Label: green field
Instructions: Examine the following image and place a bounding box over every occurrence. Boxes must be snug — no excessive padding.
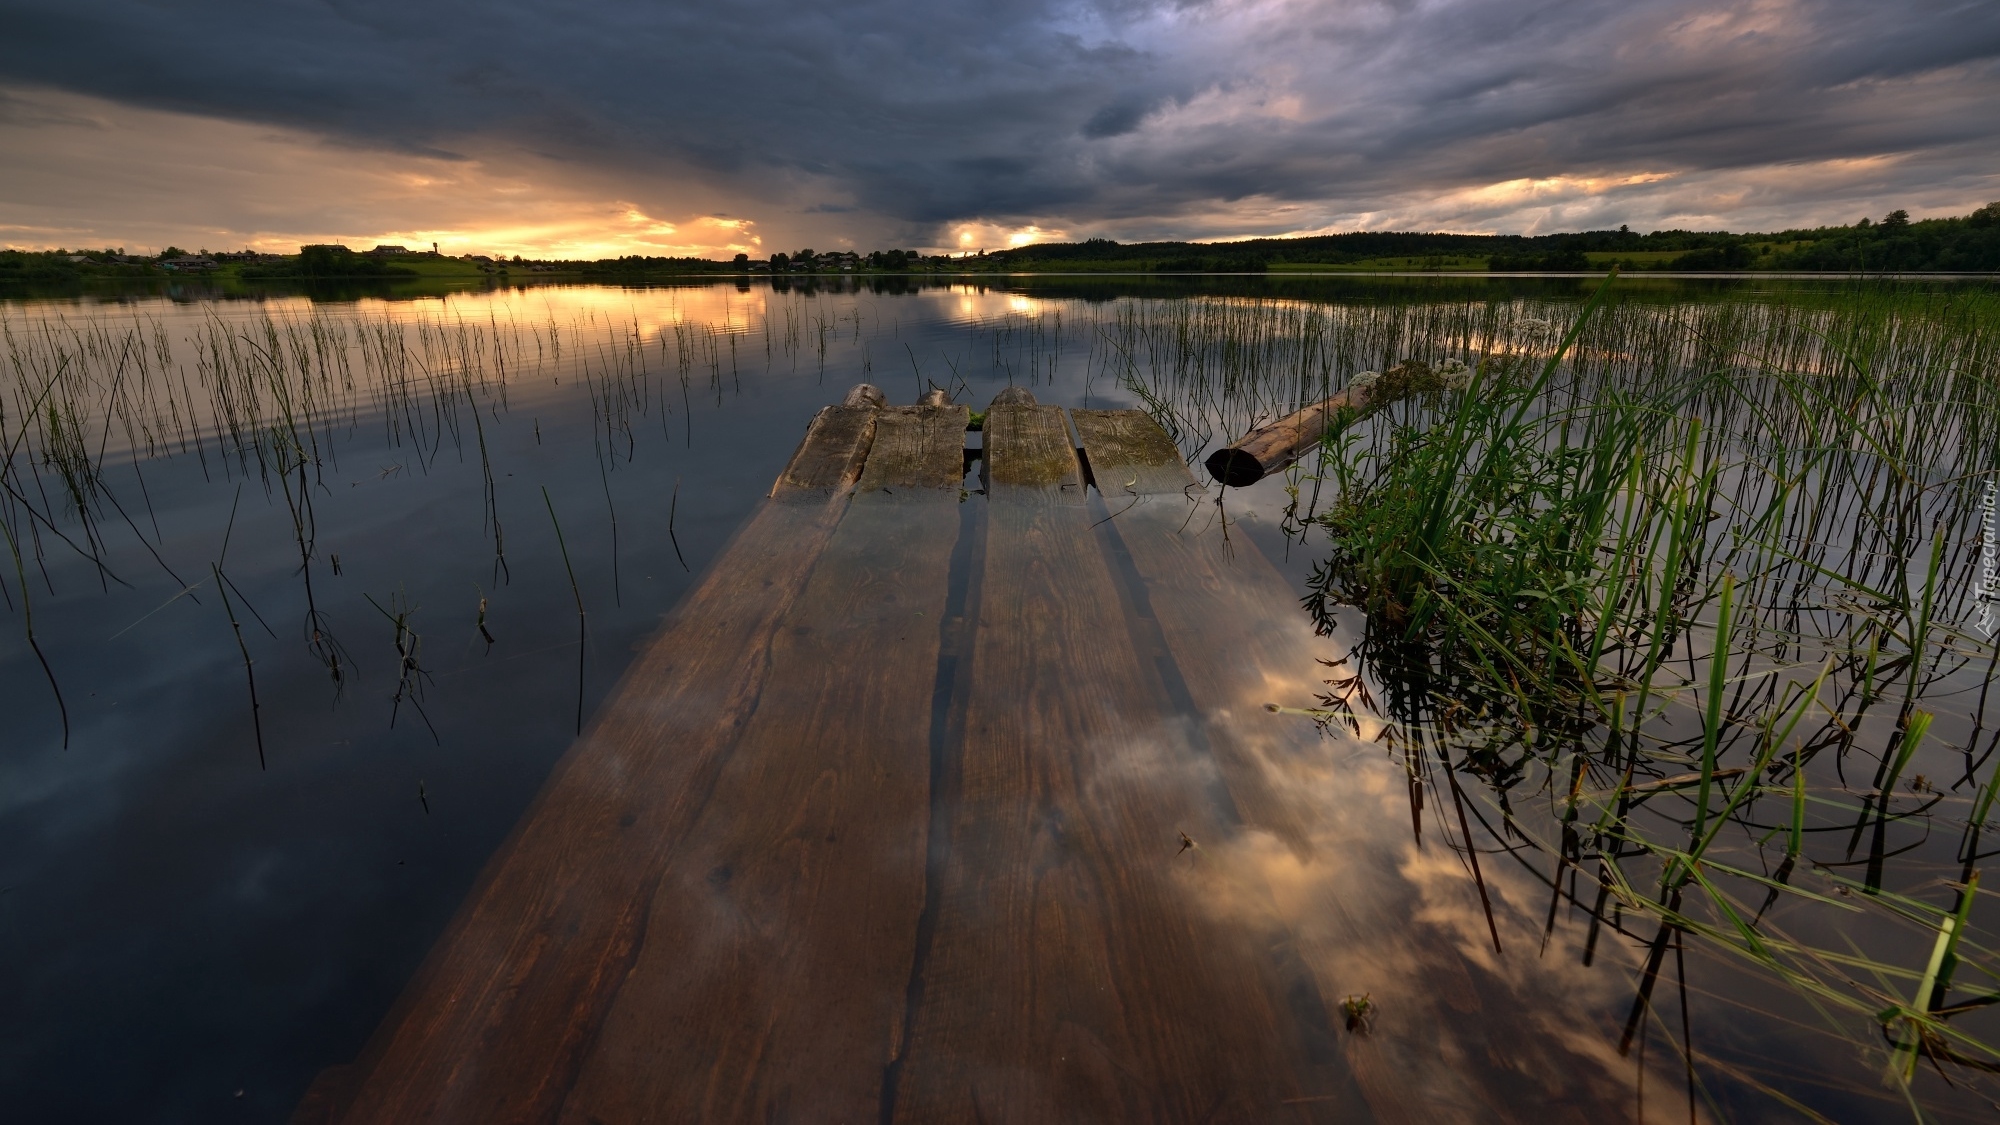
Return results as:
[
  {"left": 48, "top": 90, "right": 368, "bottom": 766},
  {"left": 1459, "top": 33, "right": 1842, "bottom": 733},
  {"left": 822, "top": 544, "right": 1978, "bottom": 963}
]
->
[
  {"left": 1269, "top": 256, "right": 1491, "bottom": 272},
  {"left": 1583, "top": 250, "right": 1682, "bottom": 265},
  {"left": 379, "top": 256, "right": 497, "bottom": 279}
]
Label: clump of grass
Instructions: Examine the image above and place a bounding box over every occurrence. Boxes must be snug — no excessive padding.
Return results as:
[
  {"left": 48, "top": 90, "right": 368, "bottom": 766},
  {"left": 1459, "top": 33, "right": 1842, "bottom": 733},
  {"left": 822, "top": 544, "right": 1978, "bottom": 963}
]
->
[
  {"left": 1285, "top": 274, "right": 2000, "bottom": 1110},
  {"left": 1357, "top": 356, "right": 1470, "bottom": 409},
  {"left": 1340, "top": 993, "right": 1374, "bottom": 1033},
  {"left": 1304, "top": 275, "right": 1641, "bottom": 753}
]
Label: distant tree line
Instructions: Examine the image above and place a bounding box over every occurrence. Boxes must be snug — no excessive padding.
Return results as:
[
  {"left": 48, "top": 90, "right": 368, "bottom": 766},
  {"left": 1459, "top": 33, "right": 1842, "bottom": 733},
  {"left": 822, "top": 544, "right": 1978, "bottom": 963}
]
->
[
  {"left": 763, "top": 247, "right": 956, "bottom": 271},
  {"left": 1487, "top": 247, "right": 1592, "bottom": 271},
  {"left": 7, "top": 202, "right": 1999, "bottom": 286},
  {"left": 240, "top": 244, "right": 417, "bottom": 279},
  {"left": 969, "top": 203, "right": 2000, "bottom": 273},
  {"left": 0, "top": 246, "right": 159, "bottom": 282},
  {"left": 577, "top": 254, "right": 736, "bottom": 276},
  {"left": 1771, "top": 206, "right": 2000, "bottom": 270}
]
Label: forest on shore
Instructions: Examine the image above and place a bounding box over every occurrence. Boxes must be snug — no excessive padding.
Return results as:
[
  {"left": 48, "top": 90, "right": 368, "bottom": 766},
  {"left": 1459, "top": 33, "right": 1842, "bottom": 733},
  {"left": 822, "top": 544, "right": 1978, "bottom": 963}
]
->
[
  {"left": 6, "top": 202, "right": 1997, "bottom": 283},
  {"left": 968, "top": 202, "right": 2000, "bottom": 273}
]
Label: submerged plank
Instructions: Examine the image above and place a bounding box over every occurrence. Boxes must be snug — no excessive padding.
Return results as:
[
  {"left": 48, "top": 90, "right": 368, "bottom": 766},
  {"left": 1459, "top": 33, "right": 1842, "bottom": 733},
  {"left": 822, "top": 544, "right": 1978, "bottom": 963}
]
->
[
  {"left": 1086, "top": 409, "right": 1622, "bottom": 1121},
  {"left": 555, "top": 403, "right": 970, "bottom": 1124},
  {"left": 328, "top": 393, "right": 883, "bottom": 1125},
  {"left": 1077, "top": 408, "right": 1372, "bottom": 1117},
  {"left": 1072, "top": 408, "right": 1329, "bottom": 857},
  {"left": 890, "top": 394, "right": 1308, "bottom": 1122}
]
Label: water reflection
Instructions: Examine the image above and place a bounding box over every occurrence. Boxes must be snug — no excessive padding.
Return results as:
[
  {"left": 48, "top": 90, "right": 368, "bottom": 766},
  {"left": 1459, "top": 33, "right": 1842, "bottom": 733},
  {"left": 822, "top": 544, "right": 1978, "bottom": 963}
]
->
[{"left": 0, "top": 276, "right": 1993, "bottom": 1121}]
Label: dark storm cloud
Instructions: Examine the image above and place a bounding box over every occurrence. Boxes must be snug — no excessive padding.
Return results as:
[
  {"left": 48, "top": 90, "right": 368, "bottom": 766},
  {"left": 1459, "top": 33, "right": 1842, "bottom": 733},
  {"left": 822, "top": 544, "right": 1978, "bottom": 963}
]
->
[
  {"left": 3, "top": 0, "right": 1998, "bottom": 239},
  {"left": 1065, "top": 0, "right": 2000, "bottom": 231},
  {"left": 1083, "top": 99, "right": 1157, "bottom": 139}
]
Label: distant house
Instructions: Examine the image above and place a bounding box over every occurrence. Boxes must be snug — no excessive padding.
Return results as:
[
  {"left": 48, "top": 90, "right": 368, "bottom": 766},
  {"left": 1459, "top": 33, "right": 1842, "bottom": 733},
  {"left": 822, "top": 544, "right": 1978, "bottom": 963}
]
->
[
  {"left": 369, "top": 245, "right": 410, "bottom": 256},
  {"left": 160, "top": 255, "right": 219, "bottom": 272}
]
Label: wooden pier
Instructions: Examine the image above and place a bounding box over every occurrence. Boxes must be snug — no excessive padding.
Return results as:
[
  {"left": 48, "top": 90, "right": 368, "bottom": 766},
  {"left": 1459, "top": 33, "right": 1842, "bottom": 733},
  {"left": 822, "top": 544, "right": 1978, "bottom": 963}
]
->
[{"left": 298, "top": 386, "right": 1363, "bottom": 1124}]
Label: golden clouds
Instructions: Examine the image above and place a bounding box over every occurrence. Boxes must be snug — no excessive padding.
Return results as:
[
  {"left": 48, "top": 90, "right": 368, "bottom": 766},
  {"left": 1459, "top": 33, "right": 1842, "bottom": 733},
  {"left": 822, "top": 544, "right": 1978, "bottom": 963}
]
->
[{"left": 0, "top": 85, "right": 763, "bottom": 259}]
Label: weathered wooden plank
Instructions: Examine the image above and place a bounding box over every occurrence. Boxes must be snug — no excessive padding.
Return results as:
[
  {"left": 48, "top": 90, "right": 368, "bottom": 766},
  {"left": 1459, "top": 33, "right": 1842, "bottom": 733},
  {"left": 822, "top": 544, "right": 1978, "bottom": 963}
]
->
[
  {"left": 982, "top": 392, "right": 1083, "bottom": 496},
  {"left": 326, "top": 391, "right": 883, "bottom": 1125},
  {"left": 1088, "top": 406, "right": 1616, "bottom": 1112},
  {"left": 889, "top": 392, "right": 1309, "bottom": 1122},
  {"left": 857, "top": 404, "right": 973, "bottom": 496},
  {"left": 553, "top": 403, "right": 970, "bottom": 1124},
  {"left": 1075, "top": 409, "right": 1373, "bottom": 1116},
  {"left": 772, "top": 383, "right": 886, "bottom": 499},
  {"left": 1073, "top": 408, "right": 1327, "bottom": 858},
  {"left": 1071, "top": 408, "right": 1199, "bottom": 499}
]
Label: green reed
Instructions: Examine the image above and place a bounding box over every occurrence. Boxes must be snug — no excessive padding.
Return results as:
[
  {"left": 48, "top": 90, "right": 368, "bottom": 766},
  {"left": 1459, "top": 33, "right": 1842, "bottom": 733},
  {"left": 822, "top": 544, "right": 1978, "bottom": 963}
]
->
[
  {"left": 0, "top": 299, "right": 756, "bottom": 749},
  {"left": 1100, "top": 278, "right": 2000, "bottom": 1115}
]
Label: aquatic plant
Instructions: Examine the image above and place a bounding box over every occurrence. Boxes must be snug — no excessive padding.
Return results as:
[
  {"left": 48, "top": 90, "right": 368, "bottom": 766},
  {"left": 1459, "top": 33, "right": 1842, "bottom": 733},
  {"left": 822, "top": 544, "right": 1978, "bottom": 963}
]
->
[
  {"left": 1289, "top": 276, "right": 2000, "bottom": 1114},
  {"left": 1090, "top": 275, "right": 2000, "bottom": 1116}
]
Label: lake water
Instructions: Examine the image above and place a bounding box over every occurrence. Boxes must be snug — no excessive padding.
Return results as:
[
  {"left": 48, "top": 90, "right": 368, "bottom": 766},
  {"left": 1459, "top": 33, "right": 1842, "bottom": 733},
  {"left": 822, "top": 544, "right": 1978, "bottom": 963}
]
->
[{"left": 2, "top": 274, "right": 1996, "bottom": 1122}]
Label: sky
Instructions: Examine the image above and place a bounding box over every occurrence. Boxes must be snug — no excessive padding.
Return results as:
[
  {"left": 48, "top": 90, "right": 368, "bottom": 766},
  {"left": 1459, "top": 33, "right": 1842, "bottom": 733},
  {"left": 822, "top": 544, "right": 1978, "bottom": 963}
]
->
[{"left": 2, "top": 0, "right": 1998, "bottom": 257}]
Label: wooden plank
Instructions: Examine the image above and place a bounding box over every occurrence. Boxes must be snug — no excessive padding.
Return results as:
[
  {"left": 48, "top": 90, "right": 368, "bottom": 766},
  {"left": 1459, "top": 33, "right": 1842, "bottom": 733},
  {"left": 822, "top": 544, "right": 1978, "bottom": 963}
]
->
[
  {"left": 1088, "top": 406, "right": 1584, "bottom": 1112},
  {"left": 1073, "top": 410, "right": 1647, "bottom": 1122},
  {"left": 327, "top": 392, "right": 884, "bottom": 1125},
  {"left": 856, "top": 404, "right": 972, "bottom": 496},
  {"left": 981, "top": 394, "right": 1083, "bottom": 495},
  {"left": 1076, "top": 409, "right": 1370, "bottom": 1117},
  {"left": 1072, "top": 409, "right": 1328, "bottom": 858},
  {"left": 555, "top": 403, "right": 969, "bottom": 1123},
  {"left": 889, "top": 393, "right": 1310, "bottom": 1122},
  {"left": 1071, "top": 408, "right": 1198, "bottom": 499},
  {"left": 772, "top": 383, "right": 886, "bottom": 499}
]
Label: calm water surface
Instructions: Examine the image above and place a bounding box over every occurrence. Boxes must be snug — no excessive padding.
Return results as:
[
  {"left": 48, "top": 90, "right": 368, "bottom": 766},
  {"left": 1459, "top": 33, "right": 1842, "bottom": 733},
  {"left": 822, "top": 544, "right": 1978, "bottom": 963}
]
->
[{"left": 1, "top": 275, "right": 1994, "bottom": 1122}]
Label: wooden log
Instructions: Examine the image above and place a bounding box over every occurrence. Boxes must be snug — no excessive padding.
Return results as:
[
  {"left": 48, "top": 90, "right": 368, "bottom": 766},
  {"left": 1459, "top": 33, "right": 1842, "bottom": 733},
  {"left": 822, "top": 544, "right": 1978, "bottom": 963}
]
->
[
  {"left": 556, "top": 404, "right": 970, "bottom": 1124},
  {"left": 1202, "top": 387, "right": 1366, "bottom": 487},
  {"left": 889, "top": 391, "right": 1307, "bottom": 1122},
  {"left": 325, "top": 389, "right": 883, "bottom": 1125}
]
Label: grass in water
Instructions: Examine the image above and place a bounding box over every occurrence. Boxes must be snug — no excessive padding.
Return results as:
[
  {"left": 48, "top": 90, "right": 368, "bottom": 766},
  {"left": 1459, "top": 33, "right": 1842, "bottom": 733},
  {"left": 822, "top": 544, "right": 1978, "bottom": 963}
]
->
[{"left": 1260, "top": 274, "right": 2000, "bottom": 1115}]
